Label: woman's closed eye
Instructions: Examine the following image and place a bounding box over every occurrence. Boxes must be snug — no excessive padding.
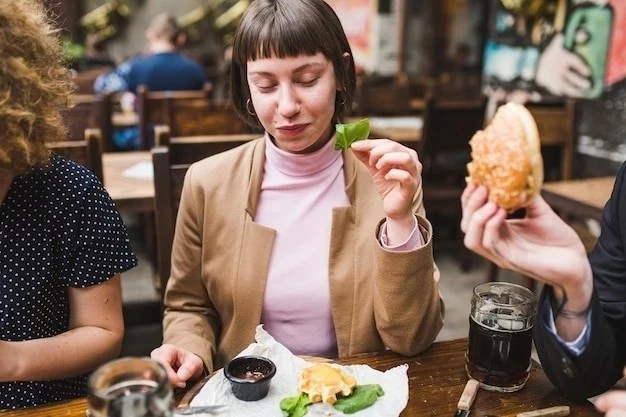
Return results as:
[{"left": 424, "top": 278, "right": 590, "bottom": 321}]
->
[
  {"left": 296, "top": 77, "right": 319, "bottom": 87},
  {"left": 254, "top": 83, "right": 277, "bottom": 93}
]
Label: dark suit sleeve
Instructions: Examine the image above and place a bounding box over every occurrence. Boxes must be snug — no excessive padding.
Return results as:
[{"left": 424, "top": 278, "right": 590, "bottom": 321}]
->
[{"left": 534, "top": 162, "right": 626, "bottom": 401}]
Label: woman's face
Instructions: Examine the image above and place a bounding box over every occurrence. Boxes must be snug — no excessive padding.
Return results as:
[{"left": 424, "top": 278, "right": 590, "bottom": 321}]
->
[{"left": 247, "top": 52, "right": 339, "bottom": 154}]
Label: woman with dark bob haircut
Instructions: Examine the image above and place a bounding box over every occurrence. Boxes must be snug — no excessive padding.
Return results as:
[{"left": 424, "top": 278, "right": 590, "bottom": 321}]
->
[
  {"left": 151, "top": 0, "right": 444, "bottom": 388},
  {"left": 0, "top": 0, "right": 136, "bottom": 409}
]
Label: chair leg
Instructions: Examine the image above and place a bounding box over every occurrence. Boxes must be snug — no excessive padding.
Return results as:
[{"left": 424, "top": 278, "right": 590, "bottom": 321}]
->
[
  {"left": 459, "top": 245, "right": 473, "bottom": 272},
  {"left": 485, "top": 261, "right": 499, "bottom": 283}
]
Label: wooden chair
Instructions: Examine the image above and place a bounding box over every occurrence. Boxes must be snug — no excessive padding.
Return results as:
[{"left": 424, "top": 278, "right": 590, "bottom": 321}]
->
[
  {"left": 48, "top": 128, "right": 104, "bottom": 181},
  {"left": 136, "top": 83, "right": 249, "bottom": 150},
  {"left": 152, "top": 128, "right": 258, "bottom": 298},
  {"left": 353, "top": 77, "right": 413, "bottom": 116},
  {"left": 420, "top": 93, "right": 488, "bottom": 271},
  {"left": 60, "top": 94, "right": 114, "bottom": 152},
  {"left": 485, "top": 99, "right": 580, "bottom": 287}
]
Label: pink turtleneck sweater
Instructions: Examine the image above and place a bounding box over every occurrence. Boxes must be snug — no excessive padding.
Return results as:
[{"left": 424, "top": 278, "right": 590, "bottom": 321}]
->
[{"left": 256, "top": 135, "right": 422, "bottom": 356}]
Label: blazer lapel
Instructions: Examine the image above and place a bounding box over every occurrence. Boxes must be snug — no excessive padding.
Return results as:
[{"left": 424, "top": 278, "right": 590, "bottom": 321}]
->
[
  {"left": 328, "top": 150, "right": 359, "bottom": 356},
  {"left": 234, "top": 139, "right": 275, "bottom": 344}
]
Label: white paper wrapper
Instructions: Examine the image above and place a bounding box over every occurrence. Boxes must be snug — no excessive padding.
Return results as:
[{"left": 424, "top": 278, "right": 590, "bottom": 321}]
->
[{"left": 191, "top": 325, "right": 409, "bottom": 416}]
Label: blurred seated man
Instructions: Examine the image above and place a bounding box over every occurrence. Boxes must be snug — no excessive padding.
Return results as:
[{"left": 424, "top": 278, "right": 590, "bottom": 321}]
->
[
  {"left": 94, "top": 13, "right": 207, "bottom": 94},
  {"left": 94, "top": 13, "right": 208, "bottom": 149}
]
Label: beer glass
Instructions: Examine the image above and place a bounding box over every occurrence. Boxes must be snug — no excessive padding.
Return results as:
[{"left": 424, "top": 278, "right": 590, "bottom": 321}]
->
[
  {"left": 88, "top": 357, "right": 173, "bottom": 417},
  {"left": 466, "top": 282, "right": 537, "bottom": 392}
]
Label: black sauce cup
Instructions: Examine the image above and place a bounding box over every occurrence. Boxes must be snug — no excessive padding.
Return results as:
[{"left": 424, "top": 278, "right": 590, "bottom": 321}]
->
[{"left": 224, "top": 355, "right": 276, "bottom": 401}]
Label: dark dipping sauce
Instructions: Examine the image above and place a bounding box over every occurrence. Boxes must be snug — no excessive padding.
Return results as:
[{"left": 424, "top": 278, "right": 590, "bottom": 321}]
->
[{"left": 235, "top": 370, "right": 266, "bottom": 381}]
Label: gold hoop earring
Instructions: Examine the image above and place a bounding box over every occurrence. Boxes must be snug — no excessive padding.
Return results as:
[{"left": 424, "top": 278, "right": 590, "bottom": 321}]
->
[{"left": 246, "top": 99, "right": 256, "bottom": 116}]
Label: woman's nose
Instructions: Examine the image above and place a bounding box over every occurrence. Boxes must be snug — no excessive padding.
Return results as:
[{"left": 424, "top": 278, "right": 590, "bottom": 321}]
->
[{"left": 278, "top": 86, "right": 300, "bottom": 117}]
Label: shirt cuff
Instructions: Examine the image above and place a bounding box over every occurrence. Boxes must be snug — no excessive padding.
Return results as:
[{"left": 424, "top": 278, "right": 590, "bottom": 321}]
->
[
  {"left": 544, "top": 303, "right": 591, "bottom": 356},
  {"left": 378, "top": 215, "right": 423, "bottom": 251}
]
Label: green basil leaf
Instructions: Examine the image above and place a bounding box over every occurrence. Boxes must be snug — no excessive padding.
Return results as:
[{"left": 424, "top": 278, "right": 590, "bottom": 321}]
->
[{"left": 334, "top": 119, "right": 370, "bottom": 150}]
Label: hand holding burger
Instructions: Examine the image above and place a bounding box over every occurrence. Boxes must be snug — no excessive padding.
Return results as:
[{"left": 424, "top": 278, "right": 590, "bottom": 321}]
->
[
  {"left": 466, "top": 102, "right": 543, "bottom": 211},
  {"left": 461, "top": 102, "right": 593, "bottom": 341}
]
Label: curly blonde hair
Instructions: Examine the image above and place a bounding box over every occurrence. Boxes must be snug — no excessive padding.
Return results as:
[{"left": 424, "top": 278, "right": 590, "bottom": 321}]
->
[{"left": 0, "top": 0, "right": 74, "bottom": 174}]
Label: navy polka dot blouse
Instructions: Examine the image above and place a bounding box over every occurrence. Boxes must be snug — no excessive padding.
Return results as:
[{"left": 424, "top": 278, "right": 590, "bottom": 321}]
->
[{"left": 0, "top": 155, "right": 137, "bottom": 409}]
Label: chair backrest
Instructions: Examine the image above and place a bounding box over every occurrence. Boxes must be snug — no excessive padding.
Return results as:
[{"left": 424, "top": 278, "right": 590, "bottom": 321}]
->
[
  {"left": 486, "top": 99, "right": 577, "bottom": 181},
  {"left": 353, "top": 78, "right": 412, "bottom": 116},
  {"left": 60, "top": 94, "right": 114, "bottom": 152},
  {"left": 47, "top": 128, "right": 104, "bottom": 181},
  {"left": 136, "top": 83, "right": 246, "bottom": 150},
  {"left": 151, "top": 128, "right": 258, "bottom": 297},
  {"left": 525, "top": 100, "right": 577, "bottom": 181},
  {"left": 420, "top": 94, "right": 488, "bottom": 179}
]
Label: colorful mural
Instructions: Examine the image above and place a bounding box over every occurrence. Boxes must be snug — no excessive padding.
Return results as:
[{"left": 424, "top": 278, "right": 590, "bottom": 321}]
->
[
  {"left": 325, "top": 0, "right": 377, "bottom": 73},
  {"left": 483, "top": 0, "right": 624, "bottom": 99},
  {"left": 483, "top": 0, "right": 626, "bottom": 172}
]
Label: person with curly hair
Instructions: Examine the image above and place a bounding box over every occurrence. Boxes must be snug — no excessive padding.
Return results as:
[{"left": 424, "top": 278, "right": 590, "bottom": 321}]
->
[{"left": 0, "top": 0, "right": 137, "bottom": 409}]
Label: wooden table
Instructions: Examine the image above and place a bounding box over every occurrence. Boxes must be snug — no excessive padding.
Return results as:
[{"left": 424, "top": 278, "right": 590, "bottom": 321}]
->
[
  {"left": 7, "top": 338, "right": 600, "bottom": 416},
  {"left": 102, "top": 151, "right": 154, "bottom": 213},
  {"left": 346, "top": 116, "right": 423, "bottom": 144},
  {"left": 542, "top": 176, "right": 615, "bottom": 221}
]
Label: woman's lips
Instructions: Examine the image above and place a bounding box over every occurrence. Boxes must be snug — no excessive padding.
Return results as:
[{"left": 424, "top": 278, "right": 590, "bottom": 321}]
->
[{"left": 277, "top": 124, "right": 307, "bottom": 136}]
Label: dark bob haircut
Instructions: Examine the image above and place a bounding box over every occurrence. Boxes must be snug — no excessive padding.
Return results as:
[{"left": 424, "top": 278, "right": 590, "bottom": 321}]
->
[{"left": 230, "top": 0, "right": 356, "bottom": 128}]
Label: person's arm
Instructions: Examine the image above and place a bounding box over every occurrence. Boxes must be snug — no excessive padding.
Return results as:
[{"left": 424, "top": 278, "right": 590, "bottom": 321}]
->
[
  {"left": 351, "top": 139, "right": 444, "bottom": 355},
  {"left": 157, "top": 164, "right": 220, "bottom": 384},
  {"left": 0, "top": 275, "right": 123, "bottom": 382},
  {"left": 534, "top": 162, "right": 626, "bottom": 400},
  {"left": 372, "top": 206, "right": 445, "bottom": 356}
]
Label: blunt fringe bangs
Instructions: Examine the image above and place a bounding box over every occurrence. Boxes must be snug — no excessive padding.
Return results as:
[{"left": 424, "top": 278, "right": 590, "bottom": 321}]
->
[{"left": 231, "top": 0, "right": 356, "bottom": 127}]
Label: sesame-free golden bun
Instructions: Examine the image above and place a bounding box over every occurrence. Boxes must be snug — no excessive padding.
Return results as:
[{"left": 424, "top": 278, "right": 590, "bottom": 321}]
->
[{"left": 466, "top": 102, "right": 543, "bottom": 211}]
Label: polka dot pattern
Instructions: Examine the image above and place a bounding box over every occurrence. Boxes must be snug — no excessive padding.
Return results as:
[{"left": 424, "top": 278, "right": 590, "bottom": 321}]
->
[{"left": 0, "top": 155, "right": 137, "bottom": 409}]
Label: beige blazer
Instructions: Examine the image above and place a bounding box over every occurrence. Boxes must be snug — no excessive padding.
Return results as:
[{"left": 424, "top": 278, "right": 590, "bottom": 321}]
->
[{"left": 163, "top": 138, "right": 445, "bottom": 372}]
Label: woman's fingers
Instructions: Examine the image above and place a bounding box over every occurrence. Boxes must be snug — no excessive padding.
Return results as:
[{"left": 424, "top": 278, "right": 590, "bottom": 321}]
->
[
  {"left": 352, "top": 139, "right": 418, "bottom": 171},
  {"left": 376, "top": 152, "right": 419, "bottom": 182},
  {"left": 151, "top": 345, "right": 185, "bottom": 387}
]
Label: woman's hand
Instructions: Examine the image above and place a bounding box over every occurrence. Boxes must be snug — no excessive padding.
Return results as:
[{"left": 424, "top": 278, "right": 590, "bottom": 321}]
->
[
  {"left": 151, "top": 344, "right": 204, "bottom": 389},
  {"left": 351, "top": 139, "right": 421, "bottom": 244},
  {"left": 461, "top": 183, "right": 593, "bottom": 311},
  {"left": 351, "top": 139, "right": 421, "bottom": 219},
  {"left": 595, "top": 368, "right": 626, "bottom": 416}
]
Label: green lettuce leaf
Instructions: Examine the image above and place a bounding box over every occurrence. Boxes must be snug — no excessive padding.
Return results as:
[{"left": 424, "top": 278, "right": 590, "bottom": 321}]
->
[
  {"left": 335, "top": 119, "right": 370, "bottom": 150},
  {"left": 280, "top": 392, "right": 311, "bottom": 417},
  {"left": 279, "top": 383, "right": 384, "bottom": 416},
  {"left": 333, "top": 384, "right": 385, "bottom": 414}
]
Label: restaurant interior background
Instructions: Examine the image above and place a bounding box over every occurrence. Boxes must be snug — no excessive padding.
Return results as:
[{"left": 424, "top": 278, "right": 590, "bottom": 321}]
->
[
  {"left": 48, "top": 0, "right": 626, "bottom": 175},
  {"left": 40, "top": 0, "right": 626, "bottom": 354}
]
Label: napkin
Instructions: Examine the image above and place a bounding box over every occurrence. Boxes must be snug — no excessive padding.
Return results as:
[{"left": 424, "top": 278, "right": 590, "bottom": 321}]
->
[
  {"left": 122, "top": 161, "right": 154, "bottom": 179},
  {"left": 191, "top": 325, "right": 409, "bottom": 416}
]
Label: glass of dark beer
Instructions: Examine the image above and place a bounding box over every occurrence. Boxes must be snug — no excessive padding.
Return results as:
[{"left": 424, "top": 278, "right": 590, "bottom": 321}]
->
[
  {"left": 88, "top": 357, "right": 173, "bottom": 417},
  {"left": 466, "top": 282, "right": 537, "bottom": 392}
]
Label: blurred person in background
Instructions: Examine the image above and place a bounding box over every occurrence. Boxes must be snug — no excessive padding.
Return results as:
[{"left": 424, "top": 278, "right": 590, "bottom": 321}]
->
[{"left": 94, "top": 12, "right": 207, "bottom": 93}]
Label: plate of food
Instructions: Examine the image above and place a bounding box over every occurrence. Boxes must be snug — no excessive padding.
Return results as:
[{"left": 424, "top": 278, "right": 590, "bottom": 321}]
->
[{"left": 189, "top": 326, "right": 409, "bottom": 416}]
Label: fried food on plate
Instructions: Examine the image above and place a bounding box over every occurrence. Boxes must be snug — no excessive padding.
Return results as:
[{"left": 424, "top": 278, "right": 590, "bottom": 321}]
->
[{"left": 297, "top": 363, "right": 357, "bottom": 405}]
